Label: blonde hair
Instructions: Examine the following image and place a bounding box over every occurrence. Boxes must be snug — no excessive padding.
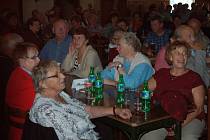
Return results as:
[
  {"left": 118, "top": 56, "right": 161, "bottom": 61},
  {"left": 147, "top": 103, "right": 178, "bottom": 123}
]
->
[{"left": 165, "top": 41, "right": 190, "bottom": 65}]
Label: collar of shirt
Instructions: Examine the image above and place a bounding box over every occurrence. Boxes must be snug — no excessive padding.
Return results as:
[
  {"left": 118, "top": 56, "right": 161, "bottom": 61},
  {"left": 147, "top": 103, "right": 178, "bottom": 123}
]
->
[{"left": 20, "top": 66, "right": 32, "bottom": 75}]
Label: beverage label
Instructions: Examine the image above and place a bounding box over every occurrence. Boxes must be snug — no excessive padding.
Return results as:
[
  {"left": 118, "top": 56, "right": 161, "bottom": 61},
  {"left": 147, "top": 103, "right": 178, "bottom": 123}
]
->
[
  {"left": 141, "top": 90, "right": 150, "bottom": 99},
  {"left": 117, "top": 83, "right": 125, "bottom": 93},
  {"left": 116, "top": 93, "right": 125, "bottom": 106},
  {"left": 95, "top": 80, "right": 103, "bottom": 88},
  {"left": 88, "top": 75, "right": 96, "bottom": 83}
]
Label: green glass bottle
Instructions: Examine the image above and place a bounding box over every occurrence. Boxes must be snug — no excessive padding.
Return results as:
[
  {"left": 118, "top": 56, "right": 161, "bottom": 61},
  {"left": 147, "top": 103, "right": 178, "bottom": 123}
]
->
[
  {"left": 141, "top": 81, "right": 151, "bottom": 112},
  {"left": 95, "top": 72, "right": 103, "bottom": 101},
  {"left": 88, "top": 66, "right": 96, "bottom": 96},
  {"left": 116, "top": 74, "right": 125, "bottom": 107},
  {"left": 88, "top": 66, "right": 96, "bottom": 83}
]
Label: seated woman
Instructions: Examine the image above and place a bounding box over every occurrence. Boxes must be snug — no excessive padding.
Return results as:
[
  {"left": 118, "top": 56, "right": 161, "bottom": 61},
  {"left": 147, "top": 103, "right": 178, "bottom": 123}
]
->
[
  {"left": 30, "top": 60, "right": 132, "bottom": 140},
  {"left": 62, "top": 27, "right": 102, "bottom": 78},
  {"left": 154, "top": 25, "right": 209, "bottom": 87},
  {"left": 21, "top": 17, "right": 44, "bottom": 50},
  {"left": 5, "top": 42, "right": 40, "bottom": 140},
  {"left": 101, "top": 32, "right": 154, "bottom": 89},
  {"left": 142, "top": 41, "right": 205, "bottom": 140}
]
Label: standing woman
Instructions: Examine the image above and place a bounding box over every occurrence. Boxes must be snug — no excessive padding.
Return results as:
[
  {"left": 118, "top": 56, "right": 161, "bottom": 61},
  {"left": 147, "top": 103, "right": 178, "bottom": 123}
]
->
[
  {"left": 142, "top": 41, "right": 205, "bottom": 140},
  {"left": 62, "top": 27, "right": 102, "bottom": 78},
  {"left": 5, "top": 43, "right": 40, "bottom": 140}
]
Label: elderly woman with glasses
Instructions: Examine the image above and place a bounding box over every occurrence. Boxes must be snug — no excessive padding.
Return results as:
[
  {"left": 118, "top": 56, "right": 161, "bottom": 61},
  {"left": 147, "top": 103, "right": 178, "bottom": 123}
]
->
[
  {"left": 5, "top": 42, "right": 40, "bottom": 140},
  {"left": 101, "top": 32, "right": 154, "bottom": 89},
  {"left": 29, "top": 60, "right": 132, "bottom": 140}
]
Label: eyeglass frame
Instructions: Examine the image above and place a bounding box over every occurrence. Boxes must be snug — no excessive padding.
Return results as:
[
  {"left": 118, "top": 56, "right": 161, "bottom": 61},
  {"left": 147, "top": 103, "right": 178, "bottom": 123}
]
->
[
  {"left": 25, "top": 55, "right": 39, "bottom": 60},
  {"left": 42, "top": 73, "right": 60, "bottom": 80},
  {"left": 42, "top": 69, "right": 66, "bottom": 80}
]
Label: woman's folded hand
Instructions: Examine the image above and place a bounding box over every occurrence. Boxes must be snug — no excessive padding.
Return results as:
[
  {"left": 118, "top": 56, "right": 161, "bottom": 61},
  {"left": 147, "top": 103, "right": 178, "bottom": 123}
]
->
[{"left": 115, "top": 108, "right": 132, "bottom": 120}]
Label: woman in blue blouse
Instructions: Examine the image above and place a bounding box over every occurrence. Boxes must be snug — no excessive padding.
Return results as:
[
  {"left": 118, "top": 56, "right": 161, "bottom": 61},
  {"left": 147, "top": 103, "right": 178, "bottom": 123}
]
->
[{"left": 101, "top": 32, "right": 154, "bottom": 89}]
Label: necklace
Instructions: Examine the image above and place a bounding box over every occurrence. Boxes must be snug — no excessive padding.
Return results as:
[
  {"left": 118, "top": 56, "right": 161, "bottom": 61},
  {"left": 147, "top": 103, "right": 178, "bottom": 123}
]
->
[
  {"left": 170, "top": 75, "right": 178, "bottom": 80},
  {"left": 169, "top": 69, "right": 188, "bottom": 80}
]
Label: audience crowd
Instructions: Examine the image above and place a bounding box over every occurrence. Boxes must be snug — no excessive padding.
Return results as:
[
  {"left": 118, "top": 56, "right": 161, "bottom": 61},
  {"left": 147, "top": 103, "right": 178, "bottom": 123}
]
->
[{"left": 0, "top": 2, "right": 210, "bottom": 140}]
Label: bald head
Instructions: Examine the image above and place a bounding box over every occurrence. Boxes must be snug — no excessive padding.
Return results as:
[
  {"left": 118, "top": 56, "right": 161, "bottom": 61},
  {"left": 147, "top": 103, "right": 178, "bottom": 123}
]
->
[
  {"left": 0, "top": 33, "right": 24, "bottom": 57},
  {"left": 53, "top": 19, "right": 69, "bottom": 41},
  {"left": 173, "top": 25, "right": 195, "bottom": 45},
  {"left": 187, "top": 18, "right": 201, "bottom": 35}
]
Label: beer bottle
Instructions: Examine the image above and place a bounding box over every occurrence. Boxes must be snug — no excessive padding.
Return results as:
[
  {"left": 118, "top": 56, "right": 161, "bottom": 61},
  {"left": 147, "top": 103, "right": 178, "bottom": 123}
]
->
[
  {"left": 88, "top": 66, "right": 96, "bottom": 96},
  {"left": 141, "top": 81, "right": 151, "bottom": 112},
  {"left": 116, "top": 74, "right": 125, "bottom": 107},
  {"left": 95, "top": 72, "right": 103, "bottom": 101}
]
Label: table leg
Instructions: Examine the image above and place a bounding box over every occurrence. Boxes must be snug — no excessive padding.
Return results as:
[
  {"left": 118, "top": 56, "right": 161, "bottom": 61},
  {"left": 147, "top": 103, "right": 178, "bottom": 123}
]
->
[{"left": 174, "top": 121, "right": 181, "bottom": 140}]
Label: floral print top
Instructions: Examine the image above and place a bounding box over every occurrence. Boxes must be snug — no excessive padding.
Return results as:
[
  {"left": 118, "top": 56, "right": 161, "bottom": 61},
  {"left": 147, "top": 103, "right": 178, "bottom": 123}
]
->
[{"left": 29, "top": 91, "right": 98, "bottom": 140}]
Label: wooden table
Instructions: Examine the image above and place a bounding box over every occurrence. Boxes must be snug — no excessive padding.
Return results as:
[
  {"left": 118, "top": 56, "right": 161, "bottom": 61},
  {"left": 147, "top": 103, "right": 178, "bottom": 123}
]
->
[{"left": 65, "top": 75, "right": 181, "bottom": 140}]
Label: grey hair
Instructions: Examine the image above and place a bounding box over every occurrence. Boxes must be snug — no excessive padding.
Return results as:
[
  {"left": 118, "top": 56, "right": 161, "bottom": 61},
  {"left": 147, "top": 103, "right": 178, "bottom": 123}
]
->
[
  {"left": 53, "top": 18, "right": 69, "bottom": 32},
  {"left": 121, "top": 32, "right": 142, "bottom": 52},
  {"left": 32, "top": 60, "right": 59, "bottom": 93},
  {"left": 173, "top": 25, "right": 194, "bottom": 40}
]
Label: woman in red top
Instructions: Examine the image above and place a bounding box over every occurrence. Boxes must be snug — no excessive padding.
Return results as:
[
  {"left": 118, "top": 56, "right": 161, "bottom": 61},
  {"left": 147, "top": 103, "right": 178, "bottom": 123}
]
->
[
  {"left": 5, "top": 43, "right": 40, "bottom": 140},
  {"left": 141, "top": 41, "right": 205, "bottom": 140}
]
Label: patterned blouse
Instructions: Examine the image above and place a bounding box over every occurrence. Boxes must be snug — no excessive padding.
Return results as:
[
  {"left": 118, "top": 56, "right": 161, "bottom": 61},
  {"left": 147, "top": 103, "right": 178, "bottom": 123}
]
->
[
  {"left": 29, "top": 91, "right": 98, "bottom": 140},
  {"left": 70, "top": 54, "right": 80, "bottom": 72}
]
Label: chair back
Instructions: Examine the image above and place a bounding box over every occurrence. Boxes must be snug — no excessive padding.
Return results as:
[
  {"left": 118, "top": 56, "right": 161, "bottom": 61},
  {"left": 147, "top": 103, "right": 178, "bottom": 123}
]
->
[{"left": 22, "top": 115, "right": 58, "bottom": 140}]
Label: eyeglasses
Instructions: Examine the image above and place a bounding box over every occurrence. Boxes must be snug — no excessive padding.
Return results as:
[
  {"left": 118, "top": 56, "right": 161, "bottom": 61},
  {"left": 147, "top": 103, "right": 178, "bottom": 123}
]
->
[
  {"left": 25, "top": 55, "right": 39, "bottom": 60},
  {"left": 44, "top": 74, "right": 59, "bottom": 80}
]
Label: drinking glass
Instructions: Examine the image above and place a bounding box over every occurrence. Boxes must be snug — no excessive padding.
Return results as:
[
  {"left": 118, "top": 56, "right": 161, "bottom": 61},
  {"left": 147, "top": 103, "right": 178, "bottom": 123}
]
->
[
  {"left": 125, "top": 88, "right": 141, "bottom": 113},
  {"left": 124, "top": 88, "right": 131, "bottom": 109},
  {"left": 84, "top": 81, "right": 94, "bottom": 100},
  {"left": 148, "top": 43, "right": 157, "bottom": 56},
  {"left": 134, "top": 89, "right": 141, "bottom": 114}
]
